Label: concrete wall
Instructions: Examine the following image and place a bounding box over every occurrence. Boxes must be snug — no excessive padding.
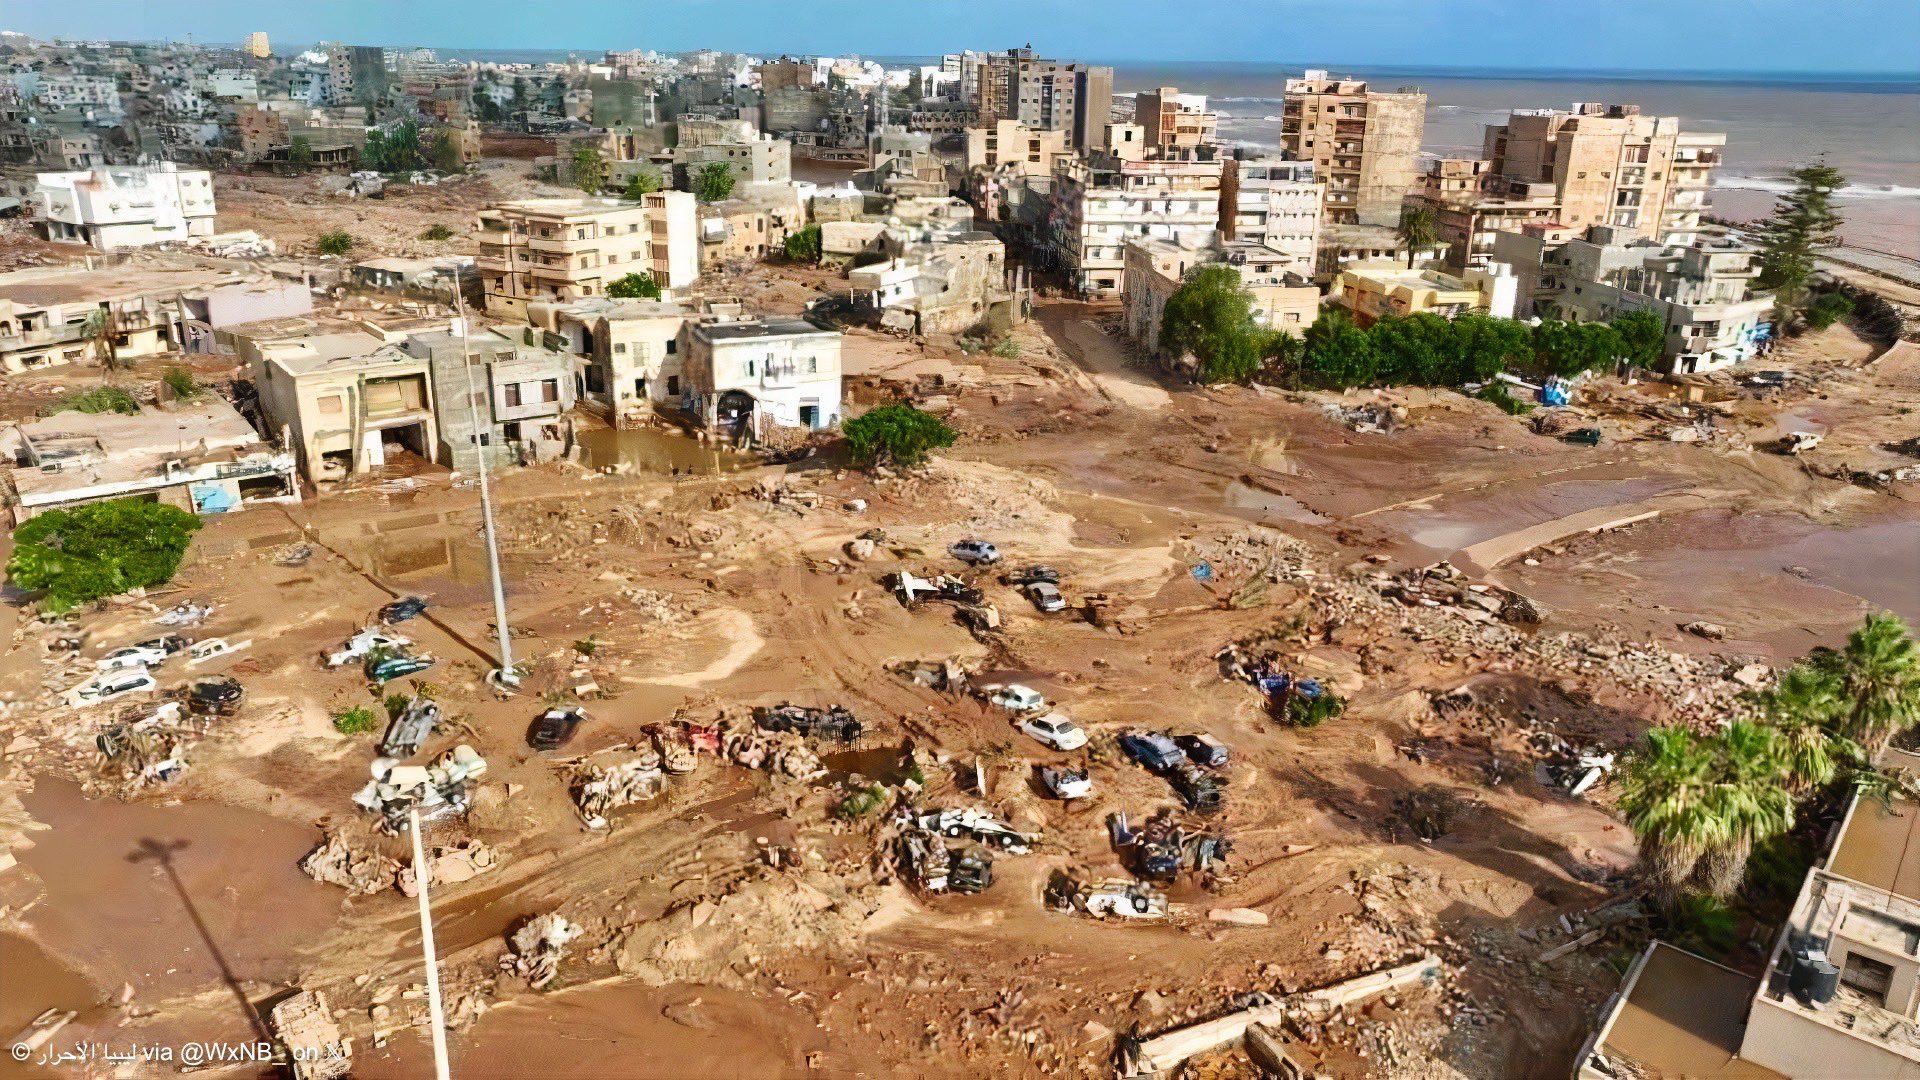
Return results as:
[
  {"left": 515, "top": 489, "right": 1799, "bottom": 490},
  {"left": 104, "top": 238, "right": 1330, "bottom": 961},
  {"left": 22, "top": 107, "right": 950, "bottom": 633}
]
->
[{"left": 1740, "top": 996, "right": 1920, "bottom": 1079}]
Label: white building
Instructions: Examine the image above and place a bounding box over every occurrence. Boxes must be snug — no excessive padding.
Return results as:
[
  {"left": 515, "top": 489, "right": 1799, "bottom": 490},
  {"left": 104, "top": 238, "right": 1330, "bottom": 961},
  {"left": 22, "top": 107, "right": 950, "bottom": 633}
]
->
[
  {"left": 34, "top": 162, "right": 217, "bottom": 250},
  {"left": 1221, "top": 158, "right": 1324, "bottom": 277},
  {"left": 32, "top": 74, "right": 119, "bottom": 111},
  {"left": 1048, "top": 153, "right": 1224, "bottom": 298},
  {"left": 686, "top": 316, "right": 843, "bottom": 439}
]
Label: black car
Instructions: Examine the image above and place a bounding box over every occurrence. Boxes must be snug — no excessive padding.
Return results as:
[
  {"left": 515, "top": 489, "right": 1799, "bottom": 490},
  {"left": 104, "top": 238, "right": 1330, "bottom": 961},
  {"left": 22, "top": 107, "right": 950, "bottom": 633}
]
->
[
  {"left": 186, "top": 676, "right": 245, "bottom": 717},
  {"left": 1175, "top": 733, "right": 1230, "bottom": 769},
  {"left": 755, "top": 704, "right": 863, "bottom": 742},
  {"left": 380, "top": 596, "right": 429, "bottom": 624},
  {"left": 1118, "top": 730, "right": 1186, "bottom": 773},
  {"left": 1001, "top": 565, "right": 1060, "bottom": 587},
  {"left": 527, "top": 707, "right": 586, "bottom": 751}
]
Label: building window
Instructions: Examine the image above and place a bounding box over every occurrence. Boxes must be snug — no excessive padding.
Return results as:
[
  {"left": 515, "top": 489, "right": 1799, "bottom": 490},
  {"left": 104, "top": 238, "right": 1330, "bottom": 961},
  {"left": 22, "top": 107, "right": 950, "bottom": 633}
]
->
[
  {"left": 667, "top": 375, "right": 680, "bottom": 395},
  {"left": 1841, "top": 953, "right": 1894, "bottom": 1005},
  {"left": 317, "top": 394, "right": 344, "bottom": 415},
  {"left": 540, "top": 379, "right": 559, "bottom": 403},
  {"left": 614, "top": 342, "right": 626, "bottom": 353},
  {"left": 503, "top": 383, "right": 522, "bottom": 407},
  {"left": 665, "top": 339, "right": 676, "bottom": 355}
]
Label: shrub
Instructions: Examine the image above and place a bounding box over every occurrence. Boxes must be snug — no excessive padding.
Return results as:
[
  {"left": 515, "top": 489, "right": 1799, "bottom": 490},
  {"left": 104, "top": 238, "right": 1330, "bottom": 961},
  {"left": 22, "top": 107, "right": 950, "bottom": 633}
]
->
[
  {"left": 7, "top": 500, "right": 203, "bottom": 613},
  {"left": 1805, "top": 291, "right": 1855, "bottom": 330},
  {"left": 783, "top": 224, "right": 821, "bottom": 264},
  {"left": 333, "top": 706, "right": 379, "bottom": 736},
  {"left": 419, "top": 223, "right": 455, "bottom": 241},
  {"left": 1286, "top": 692, "right": 1346, "bottom": 728},
  {"left": 692, "top": 161, "right": 736, "bottom": 202},
  {"left": 605, "top": 272, "right": 660, "bottom": 299},
  {"left": 384, "top": 694, "right": 412, "bottom": 720},
  {"left": 835, "top": 783, "right": 888, "bottom": 820},
  {"left": 841, "top": 404, "right": 956, "bottom": 468},
  {"left": 58, "top": 386, "right": 140, "bottom": 415},
  {"left": 317, "top": 230, "right": 355, "bottom": 257},
  {"left": 990, "top": 339, "right": 1021, "bottom": 358},
  {"left": 573, "top": 635, "right": 600, "bottom": 657},
  {"left": 162, "top": 366, "right": 201, "bottom": 401},
  {"left": 1477, "top": 381, "right": 1534, "bottom": 415}
]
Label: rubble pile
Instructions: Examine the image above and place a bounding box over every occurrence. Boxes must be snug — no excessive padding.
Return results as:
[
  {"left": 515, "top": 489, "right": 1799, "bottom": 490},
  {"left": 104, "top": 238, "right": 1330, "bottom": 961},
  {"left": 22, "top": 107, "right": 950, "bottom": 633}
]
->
[
  {"left": 612, "top": 867, "right": 883, "bottom": 988},
  {"left": 570, "top": 745, "right": 665, "bottom": 829},
  {"left": 1375, "top": 562, "right": 1540, "bottom": 626},
  {"left": 301, "top": 831, "right": 402, "bottom": 895},
  {"left": 398, "top": 839, "right": 500, "bottom": 897},
  {"left": 502, "top": 912, "right": 582, "bottom": 990},
  {"left": 721, "top": 721, "right": 826, "bottom": 782}
]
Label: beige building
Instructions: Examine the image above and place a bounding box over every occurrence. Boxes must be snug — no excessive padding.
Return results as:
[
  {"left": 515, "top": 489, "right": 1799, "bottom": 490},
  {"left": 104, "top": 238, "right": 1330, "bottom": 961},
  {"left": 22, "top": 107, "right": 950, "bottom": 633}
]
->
[
  {"left": 475, "top": 194, "right": 701, "bottom": 318},
  {"left": 1048, "top": 153, "right": 1224, "bottom": 298},
  {"left": 1134, "top": 87, "right": 1217, "bottom": 158},
  {"left": 1124, "top": 236, "right": 1320, "bottom": 373},
  {"left": 1330, "top": 262, "right": 1518, "bottom": 327},
  {"left": 965, "top": 118, "right": 1071, "bottom": 176},
  {"left": 1279, "top": 70, "right": 1426, "bottom": 227},
  {"left": 0, "top": 264, "right": 311, "bottom": 373},
  {"left": 532, "top": 298, "right": 690, "bottom": 428},
  {"left": 245, "top": 32, "right": 271, "bottom": 59},
  {"left": 1414, "top": 158, "right": 1563, "bottom": 272},
  {"left": 976, "top": 47, "right": 1113, "bottom": 151},
  {"left": 1482, "top": 103, "right": 1723, "bottom": 242}
]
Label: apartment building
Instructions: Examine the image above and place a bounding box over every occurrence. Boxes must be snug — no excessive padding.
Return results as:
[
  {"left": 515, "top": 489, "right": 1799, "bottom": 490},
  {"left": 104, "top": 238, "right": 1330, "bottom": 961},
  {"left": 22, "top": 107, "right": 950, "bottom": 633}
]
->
[
  {"left": 237, "top": 320, "right": 440, "bottom": 486},
  {"left": 0, "top": 264, "right": 310, "bottom": 372},
  {"left": 1492, "top": 223, "right": 1774, "bottom": 373},
  {"left": 476, "top": 194, "right": 700, "bottom": 318},
  {"left": 964, "top": 119, "right": 1072, "bottom": 221},
  {"left": 1314, "top": 222, "right": 1450, "bottom": 282},
  {"left": 1414, "top": 158, "right": 1563, "bottom": 271},
  {"left": 1278, "top": 70, "right": 1426, "bottom": 227},
  {"left": 698, "top": 184, "right": 807, "bottom": 269},
  {"left": 673, "top": 120, "right": 792, "bottom": 186},
  {"left": 1047, "top": 153, "right": 1224, "bottom": 298},
  {"left": 1218, "top": 157, "right": 1324, "bottom": 277},
  {"left": 1124, "top": 236, "right": 1320, "bottom": 369},
  {"left": 404, "top": 327, "right": 578, "bottom": 471},
  {"left": 1331, "top": 262, "right": 1518, "bottom": 326},
  {"left": 685, "top": 317, "right": 843, "bottom": 439},
  {"left": 34, "top": 162, "right": 216, "bottom": 249},
  {"left": 244, "top": 32, "right": 270, "bottom": 59},
  {"left": 848, "top": 231, "right": 1022, "bottom": 335},
  {"left": 1482, "top": 103, "right": 1723, "bottom": 242},
  {"left": 533, "top": 297, "right": 690, "bottom": 427},
  {"left": 1579, "top": 750, "right": 1920, "bottom": 1080},
  {"left": 1134, "top": 87, "right": 1217, "bottom": 159},
  {"left": 976, "top": 47, "right": 1113, "bottom": 151}
]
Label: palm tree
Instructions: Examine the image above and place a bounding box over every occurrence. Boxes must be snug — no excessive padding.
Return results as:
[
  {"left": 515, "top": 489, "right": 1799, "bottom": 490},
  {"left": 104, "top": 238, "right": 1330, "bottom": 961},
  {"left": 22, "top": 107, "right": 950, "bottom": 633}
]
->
[
  {"left": 1619, "top": 726, "right": 1720, "bottom": 900},
  {"left": 1693, "top": 721, "right": 1795, "bottom": 897},
  {"left": 82, "top": 306, "right": 122, "bottom": 374},
  {"left": 1756, "top": 663, "right": 1857, "bottom": 792},
  {"left": 1820, "top": 613, "right": 1920, "bottom": 758},
  {"left": 1396, "top": 204, "right": 1438, "bottom": 269}
]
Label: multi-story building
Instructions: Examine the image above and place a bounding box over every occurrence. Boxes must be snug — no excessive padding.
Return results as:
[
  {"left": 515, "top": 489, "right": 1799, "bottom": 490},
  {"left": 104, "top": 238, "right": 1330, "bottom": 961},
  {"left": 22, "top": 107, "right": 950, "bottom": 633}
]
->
[
  {"left": 848, "top": 230, "right": 1024, "bottom": 335},
  {"left": 1218, "top": 157, "right": 1323, "bottom": 277},
  {"left": 1278, "top": 70, "right": 1425, "bottom": 227},
  {"left": 1481, "top": 103, "right": 1724, "bottom": 242},
  {"left": 475, "top": 194, "right": 700, "bottom": 318},
  {"left": 1413, "top": 158, "right": 1562, "bottom": 271},
  {"left": 1314, "top": 222, "right": 1450, "bottom": 282},
  {"left": 976, "top": 47, "right": 1113, "bottom": 152},
  {"left": 1047, "top": 153, "right": 1224, "bottom": 298},
  {"left": 244, "top": 32, "right": 270, "bottom": 59},
  {"left": 326, "top": 45, "right": 388, "bottom": 107},
  {"left": 403, "top": 327, "right": 578, "bottom": 470},
  {"left": 942, "top": 52, "right": 987, "bottom": 104},
  {"left": 685, "top": 316, "right": 843, "bottom": 439},
  {"left": 1492, "top": 223, "right": 1775, "bottom": 373},
  {"left": 33, "top": 162, "right": 216, "bottom": 250},
  {"left": 32, "top": 74, "right": 119, "bottom": 111},
  {"left": 964, "top": 119, "right": 1072, "bottom": 221},
  {"left": 1134, "top": 87, "right": 1217, "bottom": 159},
  {"left": 1579, "top": 750, "right": 1920, "bottom": 1080},
  {"left": 1124, "top": 236, "right": 1321, "bottom": 370},
  {"left": 533, "top": 297, "right": 691, "bottom": 427},
  {"left": 1330, "top": 262, "right": 1518, "bottom": 326},
  {"left": 672, "top": 119, "right": 791, "bottom": 186}
]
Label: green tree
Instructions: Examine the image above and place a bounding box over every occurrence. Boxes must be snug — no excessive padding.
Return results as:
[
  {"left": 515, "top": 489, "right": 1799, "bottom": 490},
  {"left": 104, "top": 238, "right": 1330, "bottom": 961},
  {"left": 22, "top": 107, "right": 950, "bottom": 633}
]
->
[
  {"left": 623, "top": 167, "right": 662, "bottom": 200},
  {"left": 1301, "top": 309, "right": 1376, "bottom": 388},
  {"left": 841, "top": 404, "right": 955, "bottom": 468},
  {"left": 1532, "top": 319, "right": 1623, "bottom": 378},
  {"left": 692, "top": 161, "right": 737, "bottom": 202},
  {"left": 81, "top": 307, "right": 122, "bottom": 373},
  {"left": 431, "top": 130, "right": 462, "bottom": 173},
  {"left": 1446, "top": 313, "right": 1534, "bottom": 385},
  {"left": 362, "top": 129, "right": 388, "bottom": 172},
  {"left": 1395, "top": 204, "right": 1439, "bottom": 268},
  {"left": 1804, "top": 291, "right": 1854, "bottom": 330},
  {"left": 1160, "top": 265, "right": 1268, "bottom": 384},
  {"left": 572, "top": 145, "right": 608, "bottom": 193},
  {"left": 6, "top": 500, "right": 204, "bottom": 614},
  {"left": 1610, "top": 308, "right": 1667, "bottom": 369},
  {"left": 783, "top": 224, "right": 822, "bottom": 264},
  {"left": 1694, "top": 721, "right": 1796, "bottom": 897},
  {"left": 1754, "top": 663, "right": 1857, "bottom": 793},
  {"left": 1814, "top": 613, "right": 1920, "bottom": 759},
  {"left": 605, "top": 272, "right": 660, "bottom": 299},
  {"left": 1368, "top": 313, "right": 1452, "bottom": 385},
  {"left": 1620, "top": 724, "right": 1793, "bottom": 902},
  {"left": 1756, "top": 160, "right": 1847, "bottom": 317},
  {"left": 317, "top": 230, "right": 355, "bottom": 257},
  {"left": 419, "top": 223, "right": 455, "bottom": 241},
  {"left": 287, "top": 135, "right": 313, "bottom": 171}
]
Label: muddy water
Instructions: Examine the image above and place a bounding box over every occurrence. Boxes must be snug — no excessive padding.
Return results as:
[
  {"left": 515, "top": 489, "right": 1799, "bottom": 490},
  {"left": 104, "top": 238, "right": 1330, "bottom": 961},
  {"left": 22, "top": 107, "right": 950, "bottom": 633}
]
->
[
  {"left": 1374, "top": 475, "right": 1680, "bottom": 554},
  {"left": 0, "top": 932, "right": 103, "bottom": 1035},
  {"left": 1222, "top": 479, "right": 1330, "bottom": 526},
  {"left": 354, "top": 529, "right": 498, "bottom": 606},
  {"left": 576, "top": 428, "right": 756, "bottom": 475},
  {"left": 13, "top": 778, "right": 341, "bottom": 1001}
]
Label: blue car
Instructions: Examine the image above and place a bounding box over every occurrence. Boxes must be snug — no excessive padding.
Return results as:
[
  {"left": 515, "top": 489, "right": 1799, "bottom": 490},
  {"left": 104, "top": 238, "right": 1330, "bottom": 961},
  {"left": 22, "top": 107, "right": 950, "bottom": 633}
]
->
[{"left": 1119, "top": 730, "right": 1186, "bottom": 773}]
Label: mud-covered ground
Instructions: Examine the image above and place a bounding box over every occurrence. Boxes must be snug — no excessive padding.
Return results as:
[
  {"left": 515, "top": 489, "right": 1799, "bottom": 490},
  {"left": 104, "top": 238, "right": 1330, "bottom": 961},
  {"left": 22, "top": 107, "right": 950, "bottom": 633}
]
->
[{"left": 2, "top": 258, "right": 1916, "bottom": 1079}]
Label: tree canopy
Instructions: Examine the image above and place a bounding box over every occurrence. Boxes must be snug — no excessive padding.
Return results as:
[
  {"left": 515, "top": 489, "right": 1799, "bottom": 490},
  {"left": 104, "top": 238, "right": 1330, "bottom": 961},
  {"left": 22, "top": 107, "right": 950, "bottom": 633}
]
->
[
  {"left": 431, "top": 130, "right": 462, "bottom": 173},
  {"left": 692, "top": 161, "right": 737, "bottom": 203},
  {"left": 1757, "top": 160, "right": 1847, "bottom": 317},
  {"left": 783, "top": 224, "right": 822, "bottom": 264},
  {"left": 841, "top": 404, "right": 955, "bottom": 468},
  {"left": 606, "top": 272, "right": 661, "bottom": 299},
  {"left": 1610, "top": 308, "right": 1667, "bottom": 369},
  {"left": 572, "top": 146, "right": 608, "bottom": 194},
  {"left": 7, "top": 500, "right": 204, "bottom": 614},
  {"left": 623, "top": 168, "right": 662, "bottom": 200},
  {"left": 1532, "top": 319, "right": 1624, "bottom": 378},
  {"left": 1396, "top": 204, "right": 1438, "bottom": 268},
  {"left": 1159, "top": 266, "right": 1270, "bottom": 384}
]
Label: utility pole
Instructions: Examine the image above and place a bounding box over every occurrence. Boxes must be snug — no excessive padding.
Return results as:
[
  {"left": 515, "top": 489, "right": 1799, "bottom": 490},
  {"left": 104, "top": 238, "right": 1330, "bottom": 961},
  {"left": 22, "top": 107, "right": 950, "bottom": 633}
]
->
[
  {"left": 408, "top": 806, "right": 452, "bottom": 1080},
  {"left": 450, "top": 288, "right": 518, "bottom": 689}
]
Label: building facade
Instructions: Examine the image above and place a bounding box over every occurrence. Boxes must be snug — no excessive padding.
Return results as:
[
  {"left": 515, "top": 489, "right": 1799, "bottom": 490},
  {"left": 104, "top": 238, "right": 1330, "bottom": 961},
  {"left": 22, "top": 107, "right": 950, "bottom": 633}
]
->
[
  {"left": 1219, "top": 157, "right": 1324, "bottom": 277},
  {"left": 1482, "top": 103, "right": 1723, "bottom": 242},
  {"left": 1331, "top": 262, "right": 1518, "bottom": 326},
  {"left": 475, "top": 194, "right": 700, "bottom": 318},
  {"left": 1414, "top": 158, "right": 1563, "bottom": 271},
  {"left": 685, "top": 317, "right": 843, "bottom": 440},
  {"left": 34, "top": 162, "right": 216, "bottom": 249},
  {"left": 1047, "top": 153, "right": 1224, "bottom": 298},
  {"left": 976, "top": 48, "right": 1113, "bottom": 152},
  {"left": 1133, "top": 87, "right": 1217, "bottom": 158},
  {"left": 1278, "top": 70, "right": 1426, "bottom": 227},
  {"left": 1124, "top": 237, "right": 1321, "bottom": 371}
]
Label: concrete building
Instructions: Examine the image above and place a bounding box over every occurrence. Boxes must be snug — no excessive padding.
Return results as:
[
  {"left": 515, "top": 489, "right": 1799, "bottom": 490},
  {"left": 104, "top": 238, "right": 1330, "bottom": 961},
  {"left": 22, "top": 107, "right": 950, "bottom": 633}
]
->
[
  {"left": 697, "top": 184, "right": 807, "bottom": 269},
  {"left": 1124, "top": 236, "right": 1320, "bottom": 372},
  {"left": 685, "top": 316, "right": 842, "bottom": 439},
  {"left": 1413, "top": 158, "right": 1563, "bottom": 272},
  {"left": 976, "top": 47, "right": 1113, "bottom": 151},
  {"left": 1492, "top": 223, "right": 1775, "bottom": 373},
  {"left": 238, "top": 320, "right": 439, "bottom": 486},
  {"left": 0, "top": 264, "right": 311, "bottom": 372},
  {"left": 533, "top": 297, "right": 690, "bottom": 428},
  {"left": 348, "top": 256, "right": 479, "bottom": 304},
  {"left": 1047, "top": 153, "right": 1224, "bottom": 298},
  {"left": 1482, "top": 103, "right": 1724, "bottom": 242},
  {"left": 404, "top": 327, "right": 577, "bottom": 471},
  {"left": 1315, "top": 222, "right": 1450, "bottom": 282},
  {"left": 245, "top": 32, "right": 271, "bottom": 59},
  {"left": 1133, "top": 87, "right": 1217, "bottom": 159},
  {"left": 1219, "top": 158, "right": 1323, "bottom": 276},
  {"left": 1278, "top": 70, "right": 1426, "bottom": 227},
  {"left": 3, "top": 399, "right": 299, "bottom": 525},
  {"left": 33, "top": 162, "right": 216, "bottom": 250},
  {"left": 475, "top": 194, "right": 700, "bottom": 318},
  {"left": 848, "top": 230, "right": 1024, "bottom": 335},
  {"left": 1579, "top": 750, "right": 1920, "bottom": 1080},
  {"left": 965, "top": 118, "right": 1071, "bottom": 177},
  {"left": 675, "top": 127, "right": 791, "bottom": 187},
  {"left": 1331, "top": 262, "right": 1518, "bottom": 326}
]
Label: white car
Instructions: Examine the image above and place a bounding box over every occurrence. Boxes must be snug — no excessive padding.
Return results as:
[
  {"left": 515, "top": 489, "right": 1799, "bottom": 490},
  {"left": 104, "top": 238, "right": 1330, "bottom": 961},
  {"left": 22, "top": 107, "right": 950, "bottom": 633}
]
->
[
  {"left": 1025, "top": 582, "right": 1066, "bottom": 613},
  {"left": 1081, "top": 880, "right": 1168, "bottom": 919},
  {"left": 65, "top": 667, "right": 159, "bottom": 708},
  {"left": 326, "top": 628, "right": 412, "bottom": 669},
  {"left": 1039, "top": 766, "right": 1093, "bottom": 800},
  {"left": 988, "top": 684, "right": 1047, "bottom": 713},
  {"left": 96, "top": 638, "right": 184, "bottom": 670},
  {"left": 1017, "top": 710, "right": 1087, "bottom": 751}
]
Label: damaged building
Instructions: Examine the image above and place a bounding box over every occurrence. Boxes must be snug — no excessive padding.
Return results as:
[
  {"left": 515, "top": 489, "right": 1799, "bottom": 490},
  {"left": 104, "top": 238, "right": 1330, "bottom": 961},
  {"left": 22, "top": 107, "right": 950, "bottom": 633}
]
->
[
  {"left": 685, "top": 316, "right": 842, "bottom": 441},
  {"left": 847, "top": 230, "right": 1028, "bottom": 335}
]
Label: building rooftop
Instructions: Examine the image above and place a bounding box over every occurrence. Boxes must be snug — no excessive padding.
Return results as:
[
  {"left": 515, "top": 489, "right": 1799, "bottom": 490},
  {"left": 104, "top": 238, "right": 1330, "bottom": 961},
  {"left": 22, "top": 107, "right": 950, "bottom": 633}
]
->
[
  {"left": 0, "top": 264, "right": 279, "bottom": 308},
  {"left": 1829, "top": 791, "right": 1920, "bottom": 900},
  {"left": 8, "top": 398, "right": 279, "bottom": 504},
  {"left": 1590, "top": 942, "right": 1783, "bottom": 1080},
  {"left": 697, "top": 317, "right": 835, "bottom": 342},
  {"left": 557, "top": 297, "right": 689, "bottom": 321}
]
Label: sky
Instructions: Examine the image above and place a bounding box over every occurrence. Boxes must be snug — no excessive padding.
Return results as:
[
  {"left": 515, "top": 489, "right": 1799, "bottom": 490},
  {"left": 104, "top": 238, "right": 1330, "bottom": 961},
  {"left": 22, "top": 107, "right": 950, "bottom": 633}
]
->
[{"left": 7, "top": 0, "right": 1919, "bottom": 77}]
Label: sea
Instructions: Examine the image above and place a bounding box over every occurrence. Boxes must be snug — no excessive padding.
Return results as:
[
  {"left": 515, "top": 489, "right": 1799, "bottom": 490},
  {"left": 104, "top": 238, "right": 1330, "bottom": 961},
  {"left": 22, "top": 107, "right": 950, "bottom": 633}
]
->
[{"left": 404, "top": 49, "right": 1920, "bottom": 258}]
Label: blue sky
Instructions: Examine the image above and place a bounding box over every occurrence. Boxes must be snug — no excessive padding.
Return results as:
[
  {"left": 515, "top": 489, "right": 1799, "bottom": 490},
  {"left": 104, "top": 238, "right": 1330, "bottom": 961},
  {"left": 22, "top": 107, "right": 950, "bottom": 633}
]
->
[{"left": 8, "top": 0, "right": 1919, "bottom": 76}]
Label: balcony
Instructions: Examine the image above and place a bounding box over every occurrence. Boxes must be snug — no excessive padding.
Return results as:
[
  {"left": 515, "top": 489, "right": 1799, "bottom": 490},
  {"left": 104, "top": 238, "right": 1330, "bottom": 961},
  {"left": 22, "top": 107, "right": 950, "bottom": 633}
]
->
[
  {"left": 526, "top": 234, "right": 580, "bottom": 253},
  {"left": 2, "top": 323, "right": 91, "bottom": 351}
]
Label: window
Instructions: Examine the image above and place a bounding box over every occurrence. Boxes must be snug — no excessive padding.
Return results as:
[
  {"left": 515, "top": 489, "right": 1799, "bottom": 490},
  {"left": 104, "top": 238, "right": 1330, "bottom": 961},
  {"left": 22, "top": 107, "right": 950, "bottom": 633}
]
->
[
  {"left": 1841, "top": 954, "right": 1893, "bottom": 1005},
  {"left": 614, "top": 342, "right": 626, "bottom": 354},
  {"left": 665, "top": 338, "right": 677, "bottom": 356},
  {"left": 503, "top": 383, "right": 522, "bottom": 407},
  {"left": 667, "top": 375, "right": 680, "bottom": 395},
  {"left": 317, "top": 394, "right": 344, "bottom": 415},
  {"left": 807, "top": 357, "right": 817, "bottom": 373},
  {"left": 541, "top": 379, "right": 559, "bottom": 403}
]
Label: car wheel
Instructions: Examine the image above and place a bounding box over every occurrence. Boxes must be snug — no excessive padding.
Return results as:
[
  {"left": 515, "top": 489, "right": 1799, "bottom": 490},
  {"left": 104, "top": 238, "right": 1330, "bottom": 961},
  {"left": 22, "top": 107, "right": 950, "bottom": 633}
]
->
[
  {"left": 1133, "top": 897, "right": 1150, "bottom": 913},
  {"left": 945, "top": 825, "right": 964, "bottom": 838}
]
